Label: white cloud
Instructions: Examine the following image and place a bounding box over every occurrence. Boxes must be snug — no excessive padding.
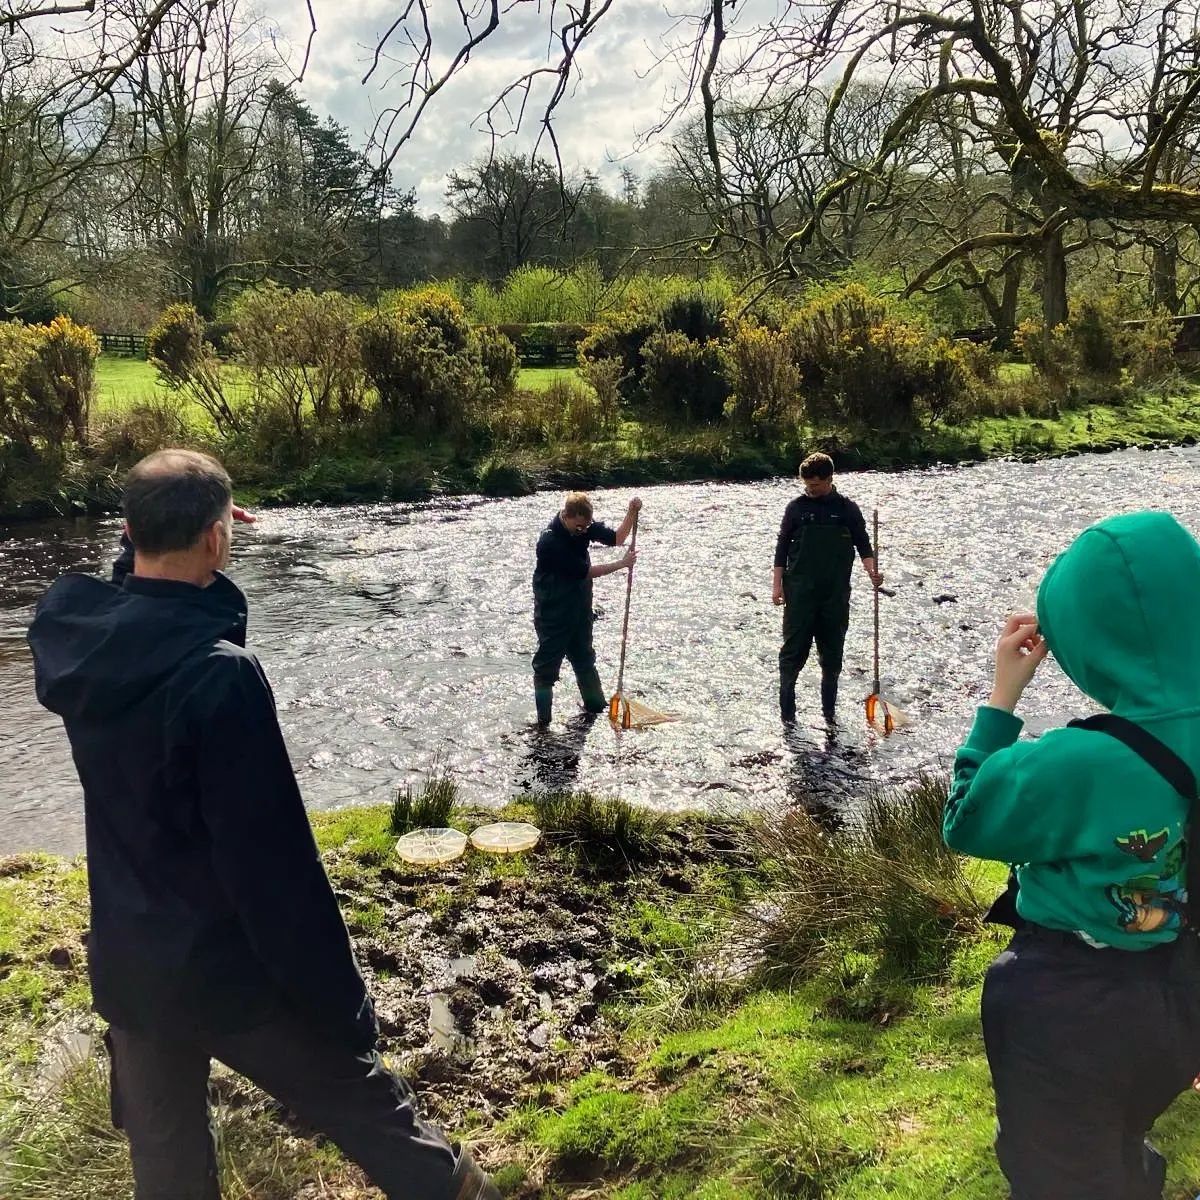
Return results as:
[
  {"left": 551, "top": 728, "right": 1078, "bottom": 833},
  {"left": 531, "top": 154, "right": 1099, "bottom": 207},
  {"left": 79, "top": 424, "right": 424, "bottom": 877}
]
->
[{"left": 260, "top": 0, "right": 728, "bottom": 212}]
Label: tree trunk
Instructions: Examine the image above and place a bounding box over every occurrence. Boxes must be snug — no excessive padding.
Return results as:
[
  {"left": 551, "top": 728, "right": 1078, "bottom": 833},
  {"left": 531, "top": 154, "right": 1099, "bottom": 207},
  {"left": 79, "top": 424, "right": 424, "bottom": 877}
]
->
[
  {"left": 1042, "top": 229, "right": 1068, "bottom": 329},
  {"left": 1152, "top": 238, "right": 1180, "bottom": 313},
  {"left": 997, "top": 257, "right": 1023, "bottom": 350}
]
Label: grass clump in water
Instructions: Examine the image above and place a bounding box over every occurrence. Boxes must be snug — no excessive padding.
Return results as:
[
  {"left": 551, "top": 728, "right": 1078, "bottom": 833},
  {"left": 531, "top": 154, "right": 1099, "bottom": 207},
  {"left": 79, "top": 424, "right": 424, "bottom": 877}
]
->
[{"left": 390, "top": 755, "right": 459, "bottom": 835}]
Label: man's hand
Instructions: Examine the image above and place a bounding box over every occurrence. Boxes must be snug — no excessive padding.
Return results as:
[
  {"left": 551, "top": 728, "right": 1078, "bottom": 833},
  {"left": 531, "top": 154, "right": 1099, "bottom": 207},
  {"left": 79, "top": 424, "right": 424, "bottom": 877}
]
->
[
  {"left": 628, "top": 497, "right": 642, "bottom": 514},
  {"left": 232, "top": 505, "right": 256, "bottom": 525},
  {"left": 988, "top": 613, "right": 1048, "bottom": 713},
  {"left": 772, "top": 585, "right": 783, "bottom": 606},
  {"left": 621, "top": 548, "right": 638, "bottom": 570}
]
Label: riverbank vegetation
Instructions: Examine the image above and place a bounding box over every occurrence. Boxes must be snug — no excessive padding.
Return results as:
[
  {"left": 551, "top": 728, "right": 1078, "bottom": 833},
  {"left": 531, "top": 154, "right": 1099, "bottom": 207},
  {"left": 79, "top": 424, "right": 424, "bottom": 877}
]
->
[
  {"left": 4, "top": 777, "right": 1200, "bottom": 1198},
  {"left": 2, "top": 272, "right": 1195, "bottom": 521}
]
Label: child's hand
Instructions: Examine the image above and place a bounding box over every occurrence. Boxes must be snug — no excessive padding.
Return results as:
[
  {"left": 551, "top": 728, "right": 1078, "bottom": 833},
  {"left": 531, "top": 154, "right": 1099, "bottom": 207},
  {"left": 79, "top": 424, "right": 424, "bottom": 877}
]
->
[{"left": 989, "top": 613, "right": 1048, "bottom": 713}]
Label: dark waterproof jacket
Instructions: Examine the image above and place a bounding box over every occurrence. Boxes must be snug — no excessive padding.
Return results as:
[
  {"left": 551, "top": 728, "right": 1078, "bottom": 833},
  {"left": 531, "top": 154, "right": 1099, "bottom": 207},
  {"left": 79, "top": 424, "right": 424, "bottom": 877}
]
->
[
  {"left": 27, "top": 542, "right": 376, "bottom": 1051},
  {"left": 532, "top": 515, "right": 617, "bottom": 632},
  {"left": 774, "top": 489, "right": 873, "bottom": 595}
]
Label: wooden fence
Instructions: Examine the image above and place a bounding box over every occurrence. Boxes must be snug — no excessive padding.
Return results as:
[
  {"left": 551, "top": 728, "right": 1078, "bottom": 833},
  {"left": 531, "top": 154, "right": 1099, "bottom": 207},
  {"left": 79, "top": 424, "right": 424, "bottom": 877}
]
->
[{"left": 98, "top": 332, "right": 147, "bottom": 357}]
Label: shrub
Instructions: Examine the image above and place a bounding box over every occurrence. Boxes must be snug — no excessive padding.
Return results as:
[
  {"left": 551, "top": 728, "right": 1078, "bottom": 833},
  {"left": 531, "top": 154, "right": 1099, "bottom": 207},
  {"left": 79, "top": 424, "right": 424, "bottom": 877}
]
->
[
  {"left": 0, "top": 321, "right": 51, "bottom": 448},
  {"left": 493, "top": 322, "right": 590, "bottom": 367},
  {"left": 28, "top": 316, "right": 99, "bottom": 444},
  {"left": 489, "top": 376, "right": 614, "bottom": 445},
  {"left": 1072, "top": 293, "right": 1124, "bottom": 377},
  {"left": 361, "top": 304, "right": 490, "bottom": 437},
  {"left": 723, "top": 321, "right": 802, "bottom": 434},
  {"left": 659, "top": 293, "right": 725, "bottom": 344},
  {"left": 742, "top": 774, "right": 985, "bottom": 988},
  {"left": 147, "top": 303, "right": 205, "bottom": 384},
  {"left": 473, "top": 326, "right": 520, "bottom": 396},
  {"left": 1126, "top": 308, "right": 1177, "bottom": 383},
  {"left": 578, "top": 311, "right": 659, "bottom": 401},
  {"left": 231, "top": 285, "right": 368, "bottom": 444},
  {"left": 576, "top": 356, "right": 625, "bottom": 429},
  {"left": 0, "top": 316, "right": 98, "bottom": 448},
  {"left": 640, "top": 330, "right": 729, "bottom": 423},
  {"left": 90, "top": 396, "right": 189, "bottom": 464},
  {"left": 388, "top": 286, "right": 472, "bottom": 353},
  {"left": 785, "top": 284, "right": 978, "bottom": 430},
  {"left": 203, "top": 320, "right": 238, "bottom": 357}
]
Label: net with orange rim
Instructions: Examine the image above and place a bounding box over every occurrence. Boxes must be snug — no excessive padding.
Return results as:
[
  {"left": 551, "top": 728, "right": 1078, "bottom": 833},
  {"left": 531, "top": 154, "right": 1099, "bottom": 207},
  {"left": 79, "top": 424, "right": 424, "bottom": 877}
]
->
[{"left": 608, "top": 693, "right": 676, "bottom": 730}]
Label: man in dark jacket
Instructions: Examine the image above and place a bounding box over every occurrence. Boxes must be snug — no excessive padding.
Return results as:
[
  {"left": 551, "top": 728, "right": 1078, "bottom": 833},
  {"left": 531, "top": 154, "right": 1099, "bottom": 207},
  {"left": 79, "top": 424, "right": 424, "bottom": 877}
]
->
[
  {"left": 771, "top": 453, "right": 881, "bottom": 725},
  {"left": 27, "top": 449, "right": 498, "bottom": 1200},
  {"left": 532, "top": 491, "right": 640, "bottom": 725}
]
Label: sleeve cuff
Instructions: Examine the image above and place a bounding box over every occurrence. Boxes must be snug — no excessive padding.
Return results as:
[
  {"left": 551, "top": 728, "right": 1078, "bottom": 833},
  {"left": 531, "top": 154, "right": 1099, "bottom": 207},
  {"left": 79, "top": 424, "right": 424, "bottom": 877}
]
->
[{"left": 965, "top": 705, "right": 1024, "bottom": 753}]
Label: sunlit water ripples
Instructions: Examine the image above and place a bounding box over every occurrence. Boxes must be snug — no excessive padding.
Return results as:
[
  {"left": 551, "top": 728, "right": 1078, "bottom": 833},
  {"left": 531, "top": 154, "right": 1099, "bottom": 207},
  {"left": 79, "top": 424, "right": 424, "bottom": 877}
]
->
[{"left": 2, "top": 446, "right": 1196, "bottom": 855}]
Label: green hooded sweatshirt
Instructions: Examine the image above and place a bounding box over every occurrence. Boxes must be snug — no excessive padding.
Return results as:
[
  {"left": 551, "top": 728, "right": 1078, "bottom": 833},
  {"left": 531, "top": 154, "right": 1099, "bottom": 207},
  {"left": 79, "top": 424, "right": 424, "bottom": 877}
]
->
[{"left": 943, "top": 510, "right": 1200, "bottom": 949}]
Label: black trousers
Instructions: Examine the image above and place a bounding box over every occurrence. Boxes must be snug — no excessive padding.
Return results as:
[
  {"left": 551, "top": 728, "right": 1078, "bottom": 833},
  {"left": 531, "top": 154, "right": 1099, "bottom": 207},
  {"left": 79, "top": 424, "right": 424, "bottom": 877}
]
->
[
  {"left": 532, "top": 616, "right": 601, "bottom": 697},
  {"left": 982, "top": 926, "right": 1200, "bottom": 1200},
  {"left": 779, "top": 585, "right": 850, "bottom": 684},
  {"left": 106, "top": 1017, "right": 464, "bottom": 1200}
]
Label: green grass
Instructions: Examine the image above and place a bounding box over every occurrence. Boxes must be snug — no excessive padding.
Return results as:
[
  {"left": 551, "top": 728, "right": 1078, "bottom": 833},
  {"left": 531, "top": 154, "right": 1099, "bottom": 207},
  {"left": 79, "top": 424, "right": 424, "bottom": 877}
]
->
[
  {"left": 7, "top": 802, "right": 1200, "bottom": 1197},
  {"left": 92, "top": 354, "right": 169, "bottom": 411},
  {"left": 519, "top": 367, "right": 580, "bottom": 391},
  {"left": 92, "top": 355, "right": 579, "bottom": 409}
]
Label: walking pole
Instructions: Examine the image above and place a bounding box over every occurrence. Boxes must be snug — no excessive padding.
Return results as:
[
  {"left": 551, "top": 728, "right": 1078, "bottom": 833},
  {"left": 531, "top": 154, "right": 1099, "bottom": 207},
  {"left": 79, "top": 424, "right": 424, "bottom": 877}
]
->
[
  {"left": 865, "top": 508, "right": 897, "bottom": 735},
  {"left": 608, "top": 512, "right": 638, "bottom": 729}
]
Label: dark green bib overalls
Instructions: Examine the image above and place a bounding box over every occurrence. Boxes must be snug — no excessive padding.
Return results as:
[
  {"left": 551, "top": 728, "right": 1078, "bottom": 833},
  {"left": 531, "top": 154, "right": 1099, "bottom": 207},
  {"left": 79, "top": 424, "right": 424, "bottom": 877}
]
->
[{"left": 779, "top": 513, "right": 855, "bottom": 718}]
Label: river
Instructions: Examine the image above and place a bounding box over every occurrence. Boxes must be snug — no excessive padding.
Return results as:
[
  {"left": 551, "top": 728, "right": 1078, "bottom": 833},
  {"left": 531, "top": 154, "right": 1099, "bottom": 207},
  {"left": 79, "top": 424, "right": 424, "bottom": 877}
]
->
[{"left": 2, "top": 446, "right": 1197, "bottom": 856}]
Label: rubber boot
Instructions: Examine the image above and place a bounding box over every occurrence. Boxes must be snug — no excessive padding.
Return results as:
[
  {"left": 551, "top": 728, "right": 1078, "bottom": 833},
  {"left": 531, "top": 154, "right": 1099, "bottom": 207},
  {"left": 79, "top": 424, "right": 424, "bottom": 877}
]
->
[
  {"left": 820, "top": 672, "right": 839, "bottom": 725},
  {"left": 576, "top": 666, "right": 607, "bottom": 714},
  {"left": 779, "top": 671, "right": 798, "bottom": 723},
  {"left": 534, "top": 683, "right": 553, "bottom": 726},
  {"left": 449, "top": 1144, "right": 501, "bottom": 1200}
]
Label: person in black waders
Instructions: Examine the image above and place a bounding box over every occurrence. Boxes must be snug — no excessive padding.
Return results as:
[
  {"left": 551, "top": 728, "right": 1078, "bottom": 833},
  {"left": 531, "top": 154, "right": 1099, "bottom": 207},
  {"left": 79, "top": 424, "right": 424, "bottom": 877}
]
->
[
  {"left": 532, "top": 491, "right": 640, "bottom": 725},
  {"left": 771, "top": 452, "right": 880, "bottom": 725}
]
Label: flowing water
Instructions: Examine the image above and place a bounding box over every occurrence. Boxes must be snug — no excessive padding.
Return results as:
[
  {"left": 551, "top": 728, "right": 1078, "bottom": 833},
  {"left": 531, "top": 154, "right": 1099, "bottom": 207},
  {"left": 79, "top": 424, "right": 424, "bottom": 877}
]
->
[{"left": 3, "top": 446, "right": 1199, "bottom": 857}]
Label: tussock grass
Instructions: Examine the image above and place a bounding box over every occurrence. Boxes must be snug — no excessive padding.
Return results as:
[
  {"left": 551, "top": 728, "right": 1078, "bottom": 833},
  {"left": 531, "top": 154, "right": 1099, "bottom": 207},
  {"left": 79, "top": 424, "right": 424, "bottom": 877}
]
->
[
  {"left": 389, "top": 755, "right": 459, "bottom": 835},
  {"left": 742, "top": 774, "right": 985, "bottom": 989},
  {"left": 529, "top": 791, "right": 670, "bottom": 870}
]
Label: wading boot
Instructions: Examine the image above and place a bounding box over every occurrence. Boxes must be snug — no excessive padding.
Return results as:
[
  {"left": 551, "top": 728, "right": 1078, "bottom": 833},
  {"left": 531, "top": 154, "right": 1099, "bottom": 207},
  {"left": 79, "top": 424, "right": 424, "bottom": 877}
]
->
[
  {"left": 820, "top": 672, "right": 839, "bottom": 726},
  {"left": 576, "top": 666, "right": 607, "bottom": 714},
  {"left": 534, "top": 683, "right": 553, "bottom": 727},
  {"left": 450, "top": 1144, "right": 501, "bottom": 1200},
  {"left": 779, "top": 673, "right": 797, "bottom": 724}
]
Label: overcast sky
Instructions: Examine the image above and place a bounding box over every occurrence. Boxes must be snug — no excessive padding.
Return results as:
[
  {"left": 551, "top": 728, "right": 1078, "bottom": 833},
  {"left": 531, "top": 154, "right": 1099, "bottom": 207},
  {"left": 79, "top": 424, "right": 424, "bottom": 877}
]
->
[{"left": 261, "top": 0, "right": 747, "bottom": 214}]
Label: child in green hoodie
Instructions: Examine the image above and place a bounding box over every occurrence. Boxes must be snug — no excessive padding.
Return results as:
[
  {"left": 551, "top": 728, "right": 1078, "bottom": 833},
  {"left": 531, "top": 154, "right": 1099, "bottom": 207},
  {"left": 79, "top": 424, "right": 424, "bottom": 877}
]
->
[{"left": 944, "top": 510, "right": 1200, "bottom": 1200}]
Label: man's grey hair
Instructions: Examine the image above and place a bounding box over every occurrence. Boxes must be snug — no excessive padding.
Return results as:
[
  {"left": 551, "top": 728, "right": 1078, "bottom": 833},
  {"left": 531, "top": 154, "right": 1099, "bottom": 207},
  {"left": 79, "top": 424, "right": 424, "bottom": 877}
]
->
[{"left": 123, "top": 449, "right": 232, "bottom": 556}]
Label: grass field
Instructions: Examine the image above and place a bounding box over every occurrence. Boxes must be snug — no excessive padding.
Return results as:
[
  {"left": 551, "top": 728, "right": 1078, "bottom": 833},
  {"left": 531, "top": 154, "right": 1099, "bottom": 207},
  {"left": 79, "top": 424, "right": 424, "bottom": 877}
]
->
[{"left": 92, "top": 355, "right": 579, "bottom": 410}]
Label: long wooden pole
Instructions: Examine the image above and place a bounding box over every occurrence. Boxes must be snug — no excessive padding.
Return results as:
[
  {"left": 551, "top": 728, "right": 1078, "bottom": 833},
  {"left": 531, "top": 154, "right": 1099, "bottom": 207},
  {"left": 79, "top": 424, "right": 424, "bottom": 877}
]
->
[
  {"left": 872, "top": 508, "right": 881, "bottom": 696},
  {"left": 613, "top": 512, "right": 639, "bottom": 700}
]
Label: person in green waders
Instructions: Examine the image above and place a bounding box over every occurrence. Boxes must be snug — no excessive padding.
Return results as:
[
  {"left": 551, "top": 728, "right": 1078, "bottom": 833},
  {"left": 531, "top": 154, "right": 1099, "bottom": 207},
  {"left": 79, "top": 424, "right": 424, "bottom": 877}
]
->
[
  {"left": 772, "top": 453, "right": 881, "bottom": 724},
  {"left": 532, "top": 492, "right": 640, "bottom": 726}
]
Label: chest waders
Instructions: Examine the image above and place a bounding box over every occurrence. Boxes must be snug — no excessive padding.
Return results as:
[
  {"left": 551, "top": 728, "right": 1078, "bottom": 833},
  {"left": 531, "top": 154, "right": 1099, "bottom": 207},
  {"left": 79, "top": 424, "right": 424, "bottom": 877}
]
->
[
  {"left": 532, "top": 578, "right": 605, "bottom": 725},
  {"left": 779, "top": 519, "right": 855, "bottom": 723}
]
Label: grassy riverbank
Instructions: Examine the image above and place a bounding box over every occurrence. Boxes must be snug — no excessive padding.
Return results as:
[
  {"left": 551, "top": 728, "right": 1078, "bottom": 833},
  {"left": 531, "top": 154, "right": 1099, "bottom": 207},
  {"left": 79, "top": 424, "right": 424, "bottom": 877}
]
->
[
  {"left": 4, "top": 782, "right": 1200, "bottom": 1198},
  {"left": 4, "top": 357, "right": 1200, "bottom": 521}
]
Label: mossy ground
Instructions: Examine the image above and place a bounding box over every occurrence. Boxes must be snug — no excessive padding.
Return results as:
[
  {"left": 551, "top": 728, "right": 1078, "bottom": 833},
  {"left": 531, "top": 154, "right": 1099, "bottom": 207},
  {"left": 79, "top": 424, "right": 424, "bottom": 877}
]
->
[{"left": 5, "top": 799, "right": 1200, "bottom": 1198}]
